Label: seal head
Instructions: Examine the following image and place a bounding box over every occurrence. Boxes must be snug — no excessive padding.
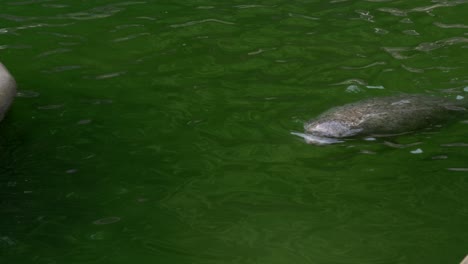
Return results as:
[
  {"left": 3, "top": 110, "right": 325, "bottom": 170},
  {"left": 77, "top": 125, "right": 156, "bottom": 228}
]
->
[
  {"left": 297, "top": 95, "right": 466, "bottom": 144},
  {"left": 0, "top": 62, "right": 17, "bottom": 121}
]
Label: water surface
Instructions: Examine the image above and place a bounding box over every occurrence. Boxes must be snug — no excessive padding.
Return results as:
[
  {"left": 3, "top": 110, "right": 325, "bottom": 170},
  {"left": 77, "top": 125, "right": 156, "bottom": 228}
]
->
[{"left": 1, "top": 1, "right": 468, "bottom": 263}]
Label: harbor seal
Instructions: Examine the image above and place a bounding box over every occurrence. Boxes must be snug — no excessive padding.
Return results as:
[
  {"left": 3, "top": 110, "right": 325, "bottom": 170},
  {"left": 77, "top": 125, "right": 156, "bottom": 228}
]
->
[
  {"left": 293, "top": 95, "right": 466, "bottom": 145},
  {"left": 0, "top": 62, "right": 16, "bottom": 122}
]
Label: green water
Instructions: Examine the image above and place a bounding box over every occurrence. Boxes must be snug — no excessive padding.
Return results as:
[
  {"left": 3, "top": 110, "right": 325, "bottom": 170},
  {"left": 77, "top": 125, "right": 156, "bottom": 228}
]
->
[{"left": 1, "top": 1, "right": 468, "bottom": 263}]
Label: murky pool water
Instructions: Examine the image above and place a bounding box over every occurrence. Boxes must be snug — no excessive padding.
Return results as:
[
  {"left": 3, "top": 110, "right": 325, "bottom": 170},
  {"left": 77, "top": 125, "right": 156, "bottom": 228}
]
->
[{"left": 1, "top": 1, "right": 468, "bottom": 263}]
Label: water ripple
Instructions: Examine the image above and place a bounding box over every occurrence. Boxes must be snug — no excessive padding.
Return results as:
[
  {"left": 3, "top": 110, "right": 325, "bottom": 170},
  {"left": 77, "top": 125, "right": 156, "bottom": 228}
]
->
[
  {"left": 400, "top": 18, "right": 413, "bottom": 24},
  {"left": 415, "top": 37, "right": 468, "bottom": 52},
  {"left": 94, "top": 71, "right": 127, "bottom": 80},
  {"left": 16, "top": 90, "right": 40, "bottom": 98},
  {"left": 382, "top": 47, "right": 411, "bottom": 60},
  {"left": 441, "top": 143, "right": 468, "bottom": 147},
  {"left": 410, "top": 1, "right": 467, "bottom": 13},
  {"left": 355, "top": 10, "right": 374, "bottom": 22},
  {"left": 1, "top": 22, "right": 72, "bottom": 35},
  {"left": 402, "top": 29, "right": 420, "bottom": 36},
  {"left": 383, "top": 36, "right": 468, "bottom": 60},
  {"left": 288, "top": 13, "right": 320, "bottom": 21},
  {"left": 136, "top": 16, "right": 157, "bottom": 20},
  {"left": 0, "top": 14, "right": 36, "bottom": 22},
  {"left": 377, "top": 7, "right": 407, "bottom": 17},
  {"left": 113, "top": 32, "right": 150, "bottom": 42},
  {"left": 62, "top": 1, "right": 145, "bottom": 20},
  {"left": 0, "top": 44, "right": 31, "bottom": 50},
  {"left": 110, "top": 24, "right": 145, "bottom": 32},
  {"left": 37, "top": 104, "right": 64, "bottom": 110},
  {"left": 93, "top": 216, "right": 121, "bottom": 225},
  {"left": 64, "top": 10, "right": 121, "bottom": 20},
  {"left": 36, "top": 48, "right": 71, "bottom": 58},
  {"left": 383, "top": 141, "right": 422, "bottom": 149},
  {"left": 196, "top": 6, "right": 215, "bottom": 9},
  {"left": 374, "top": 27, "right": 388, "bottom": 34},
  {"left": 42, "top": 65, "right": 82, "bottom": 73},
  {"left": 170, "top": 19, "right": 235, "bottom": 28},
  {"left": 40, "top": 31, "right": 86, "bottom": 40},
  {"left": 248, "top": 49, "right": 265, "bottom": 56},
  {"left": 434, "top": 22, "right": 468, "bottom": 29},
  {"left": 342, "top": 61, "right": 386, "bottom": 70},
  {"left": 7, "top": 0, "right": 54, "bottom": 5},
  {"left": 402, "top": 64, "right": 424, "bottom": 73},
  {"left": 447, "top": 168, "right": 468, "bottom": 172},
  {"left": 333, "top": 79, "right": 368, "bottom": 86},
  {"left": 234, "top": 5, "right": 265, "bottom": 9},
  {"left": 42, "top": 3, "right": 68, "bottom": 8}
]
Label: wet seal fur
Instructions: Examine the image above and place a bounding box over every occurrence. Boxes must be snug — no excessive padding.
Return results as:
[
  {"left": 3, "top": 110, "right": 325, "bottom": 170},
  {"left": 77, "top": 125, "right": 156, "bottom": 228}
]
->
[
  {"left": 0, "top": 62, "right": 16, "bottom": 122},
  {"left": 293, "top": 95, "right": 466, "bottom": 145}
]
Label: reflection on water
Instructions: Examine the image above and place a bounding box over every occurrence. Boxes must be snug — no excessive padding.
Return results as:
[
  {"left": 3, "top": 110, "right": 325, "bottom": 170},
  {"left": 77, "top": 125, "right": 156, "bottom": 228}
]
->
[{"left": 1, "top": 0, "right": 468, "bottom": 263}]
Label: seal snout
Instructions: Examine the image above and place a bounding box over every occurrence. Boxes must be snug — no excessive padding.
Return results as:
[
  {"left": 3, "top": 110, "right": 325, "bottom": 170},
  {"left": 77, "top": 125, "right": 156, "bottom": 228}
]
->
[{"left": 305, "top": 120, "right": 359, "bottom": 138}]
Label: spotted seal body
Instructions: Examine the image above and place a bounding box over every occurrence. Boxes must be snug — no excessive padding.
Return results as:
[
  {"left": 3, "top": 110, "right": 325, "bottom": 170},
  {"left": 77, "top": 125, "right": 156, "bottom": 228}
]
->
[
  {"left": 0, "top": 62, "right": 16, "bottom": 122},
  {"left": 295, "top": 95, "right": 465, "bottom": 144}
]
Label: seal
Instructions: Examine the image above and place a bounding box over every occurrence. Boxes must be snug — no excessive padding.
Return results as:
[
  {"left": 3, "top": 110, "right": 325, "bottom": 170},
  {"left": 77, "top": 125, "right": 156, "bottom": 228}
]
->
[
  {"left": 293, "top": 95, "right": 466, "bottom": 145},
  {"left": 0, "top": 62, "right": 16, "bottom": 122}
]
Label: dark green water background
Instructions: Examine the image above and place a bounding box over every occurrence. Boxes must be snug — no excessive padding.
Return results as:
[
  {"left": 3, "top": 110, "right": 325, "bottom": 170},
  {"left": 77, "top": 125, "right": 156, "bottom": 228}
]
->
[{"left": 1, "top": 1, "right": 468, "bottom": 263}]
